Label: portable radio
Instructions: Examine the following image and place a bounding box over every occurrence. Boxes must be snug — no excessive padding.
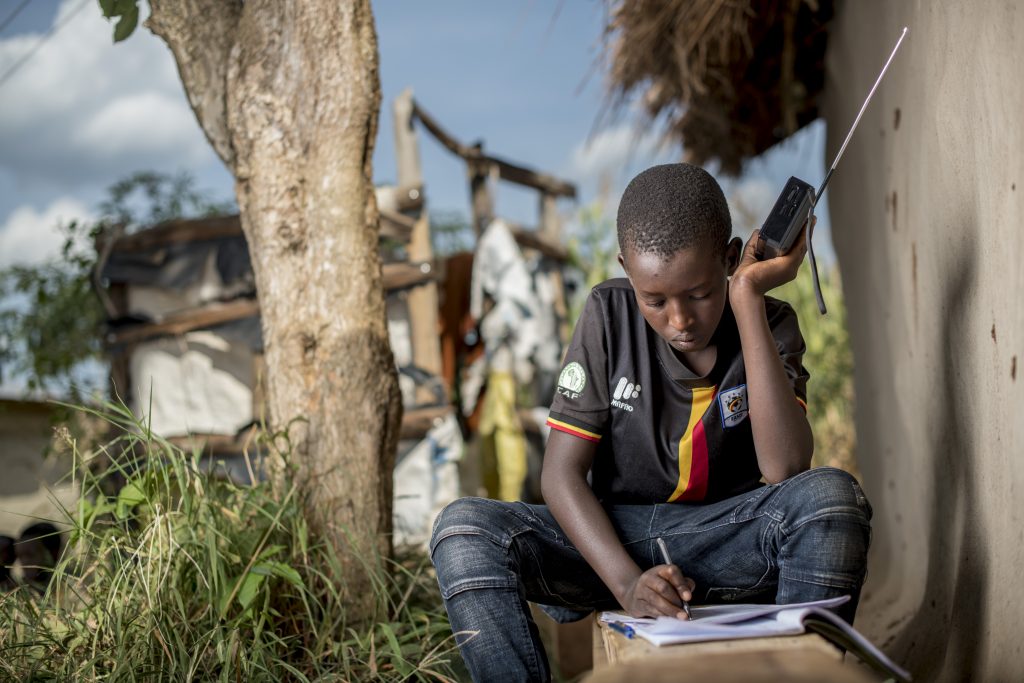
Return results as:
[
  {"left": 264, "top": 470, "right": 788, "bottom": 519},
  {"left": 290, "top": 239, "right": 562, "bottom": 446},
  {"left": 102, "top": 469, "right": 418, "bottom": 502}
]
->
[{"left": 755, "top": 27, "right": 908, "bottom": 315}]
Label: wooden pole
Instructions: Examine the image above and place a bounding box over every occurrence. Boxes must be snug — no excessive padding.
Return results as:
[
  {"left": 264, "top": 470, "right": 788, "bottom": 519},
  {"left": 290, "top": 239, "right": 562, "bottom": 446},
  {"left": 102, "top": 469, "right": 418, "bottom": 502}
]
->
[
  {"left": 413, "top": 101, "right": 576, "bottom": 198},
  {"left": 539, "top": 192, "right": 570, "bottom": 344},
  {"left": 393, "top": 89, "right": 444, "bottom": 400},
  {"left": 469, "top": 156, "right": 495, "bottom": 237}
]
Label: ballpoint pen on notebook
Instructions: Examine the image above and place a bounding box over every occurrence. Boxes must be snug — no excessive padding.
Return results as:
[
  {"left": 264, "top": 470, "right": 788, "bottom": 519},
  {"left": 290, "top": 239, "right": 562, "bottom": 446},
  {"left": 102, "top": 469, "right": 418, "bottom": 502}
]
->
[{"left": 656, "top": 537, "right": 692, "bottom": 620}]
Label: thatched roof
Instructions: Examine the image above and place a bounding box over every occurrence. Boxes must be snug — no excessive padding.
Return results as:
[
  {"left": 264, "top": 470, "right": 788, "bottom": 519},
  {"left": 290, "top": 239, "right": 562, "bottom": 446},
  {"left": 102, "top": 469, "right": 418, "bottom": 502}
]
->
[{"left": 602, "top": 0, "right": 834, "bottom": 175}]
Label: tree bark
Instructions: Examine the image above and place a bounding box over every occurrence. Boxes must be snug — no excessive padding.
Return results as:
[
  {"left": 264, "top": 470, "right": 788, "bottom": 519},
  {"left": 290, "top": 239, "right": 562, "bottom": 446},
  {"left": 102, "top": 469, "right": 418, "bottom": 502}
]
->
[{"left": 148, "top": 0, "right": 401, "bottom": 619}]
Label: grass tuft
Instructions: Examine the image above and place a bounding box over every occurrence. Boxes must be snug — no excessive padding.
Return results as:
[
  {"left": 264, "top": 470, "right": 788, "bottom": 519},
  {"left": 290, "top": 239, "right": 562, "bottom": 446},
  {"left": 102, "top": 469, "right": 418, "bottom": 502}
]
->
[{"left": 0, "top": 400, "right": 465, "bottom": 682}]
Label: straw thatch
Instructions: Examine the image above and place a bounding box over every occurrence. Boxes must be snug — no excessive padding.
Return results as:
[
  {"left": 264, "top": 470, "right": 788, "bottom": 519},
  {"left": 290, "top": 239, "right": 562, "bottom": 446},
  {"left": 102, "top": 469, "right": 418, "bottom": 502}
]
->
[{"left": 602, "top": 0, "right": 834, "bottom": 174}]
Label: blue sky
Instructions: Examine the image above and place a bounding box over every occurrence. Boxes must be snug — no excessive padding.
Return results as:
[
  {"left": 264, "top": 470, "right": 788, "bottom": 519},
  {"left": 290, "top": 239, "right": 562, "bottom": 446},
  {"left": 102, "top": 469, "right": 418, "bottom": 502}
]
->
[{"left": 0, "top": 0, "right": 832, "bottom": 266}]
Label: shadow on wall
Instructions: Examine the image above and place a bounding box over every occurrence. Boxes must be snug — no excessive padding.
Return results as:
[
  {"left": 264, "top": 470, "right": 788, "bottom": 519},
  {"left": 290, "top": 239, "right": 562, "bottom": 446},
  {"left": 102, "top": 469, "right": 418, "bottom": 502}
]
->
[{"left": 891, "top": 220, "right": 988, "bottom": 679}]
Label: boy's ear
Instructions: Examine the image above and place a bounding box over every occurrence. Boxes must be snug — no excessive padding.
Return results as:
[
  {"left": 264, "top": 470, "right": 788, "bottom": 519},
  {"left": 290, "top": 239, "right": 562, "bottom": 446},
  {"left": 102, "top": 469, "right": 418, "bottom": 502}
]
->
[
  {"left": 617, "top": 251, "right": 627, "bottom": 275},
  {"left": 725, "top": 237, "right": 743, "bottom": 275}
]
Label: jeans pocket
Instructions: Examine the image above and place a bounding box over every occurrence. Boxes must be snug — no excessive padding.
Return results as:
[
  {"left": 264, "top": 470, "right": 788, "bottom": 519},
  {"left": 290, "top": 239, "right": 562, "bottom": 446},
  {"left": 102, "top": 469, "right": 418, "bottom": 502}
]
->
[
  {"left": 705, "top": 585, "right": 775, "bottom": 603},
  {"left": 697, "top": 520, "right": 777, "bottom": 597},
  {"left": 729, "top": 485, "right": 773, "bottom": 523},
  {"left": 439, "top": 574, "right": 519, "bottom": 601}
]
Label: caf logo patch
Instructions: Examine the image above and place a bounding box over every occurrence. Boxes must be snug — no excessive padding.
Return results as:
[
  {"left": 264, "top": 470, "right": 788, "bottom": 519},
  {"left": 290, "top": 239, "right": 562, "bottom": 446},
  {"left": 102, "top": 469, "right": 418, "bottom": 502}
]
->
[
  {"left": 718, "top": 384, "right": 748, "bottom": 428},
  {"left": 557, "top": 362, "right": 586, "bottom": 400}
]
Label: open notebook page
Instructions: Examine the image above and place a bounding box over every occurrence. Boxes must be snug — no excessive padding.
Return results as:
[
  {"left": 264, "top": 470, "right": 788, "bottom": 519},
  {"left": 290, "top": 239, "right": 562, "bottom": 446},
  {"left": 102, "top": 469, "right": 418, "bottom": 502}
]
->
[{"left": 600, "top": 595, "right": 849, "bottom": 628}]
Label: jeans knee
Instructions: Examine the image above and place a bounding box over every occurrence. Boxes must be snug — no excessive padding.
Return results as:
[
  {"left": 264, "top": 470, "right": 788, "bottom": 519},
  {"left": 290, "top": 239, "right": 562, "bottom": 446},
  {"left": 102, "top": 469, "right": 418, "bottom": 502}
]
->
[
  {"left": 431, "top": 497, "right": 507, "bottom": 545},
  {"left": 779, "top": 467, "right": 873, "bottom": 530},
  {"left": 429, "top": 497, "right": 519, "bottom": 600}
]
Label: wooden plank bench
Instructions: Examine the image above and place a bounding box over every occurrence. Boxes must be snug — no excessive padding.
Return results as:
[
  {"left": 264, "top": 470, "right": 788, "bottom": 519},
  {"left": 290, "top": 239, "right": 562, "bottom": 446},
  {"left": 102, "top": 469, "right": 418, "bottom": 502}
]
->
[{"left": 586, "top": 615, "right": 881, "bottom": 683}]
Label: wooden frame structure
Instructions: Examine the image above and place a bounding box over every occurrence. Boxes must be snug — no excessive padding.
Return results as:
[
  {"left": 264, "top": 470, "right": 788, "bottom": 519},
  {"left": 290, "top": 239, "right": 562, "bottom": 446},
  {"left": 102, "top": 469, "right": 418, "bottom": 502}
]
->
[
  {"left": 95, "top": 91, "right": 578, "bottom": 452},
  {"left": 390, "top": 90, "right": 577, "bottom": 431}
]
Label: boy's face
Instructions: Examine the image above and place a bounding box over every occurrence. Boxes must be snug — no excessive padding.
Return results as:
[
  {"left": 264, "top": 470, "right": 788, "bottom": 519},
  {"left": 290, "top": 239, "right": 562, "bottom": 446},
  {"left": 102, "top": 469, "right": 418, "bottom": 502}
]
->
[{"left": 619, "top": 239, "right": 741, "bottom": 356}]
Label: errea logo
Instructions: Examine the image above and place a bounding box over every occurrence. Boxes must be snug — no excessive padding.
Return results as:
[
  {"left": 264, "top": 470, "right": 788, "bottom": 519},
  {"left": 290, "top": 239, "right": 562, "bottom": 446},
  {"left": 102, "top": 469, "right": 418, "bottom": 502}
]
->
[{"left": 611, "top": 376, "right": 641, "bottom": 412}]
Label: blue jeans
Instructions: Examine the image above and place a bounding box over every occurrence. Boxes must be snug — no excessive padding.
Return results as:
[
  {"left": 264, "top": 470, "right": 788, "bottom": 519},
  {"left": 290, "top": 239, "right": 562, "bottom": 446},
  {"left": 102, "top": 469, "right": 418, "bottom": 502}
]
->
[{"left": 429, "top": 467, "right": 872, "bottom": 683}]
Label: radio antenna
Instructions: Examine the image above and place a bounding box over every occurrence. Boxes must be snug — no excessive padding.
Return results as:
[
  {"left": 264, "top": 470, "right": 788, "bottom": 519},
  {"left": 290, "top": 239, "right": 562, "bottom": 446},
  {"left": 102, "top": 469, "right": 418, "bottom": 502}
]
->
[{"left": 815, "top": 27, "right": 909, "bottom": 203}]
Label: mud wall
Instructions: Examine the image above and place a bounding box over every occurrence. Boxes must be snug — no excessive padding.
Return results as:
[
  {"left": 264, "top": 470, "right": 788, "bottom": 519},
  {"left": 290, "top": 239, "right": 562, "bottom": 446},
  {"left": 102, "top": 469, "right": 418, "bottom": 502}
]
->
[
  {"left": 823, "top": 2, "right": 1024, "bottom": 679},
  {"left": 0, "top": 400, "right": 78, "bottom": 539}
]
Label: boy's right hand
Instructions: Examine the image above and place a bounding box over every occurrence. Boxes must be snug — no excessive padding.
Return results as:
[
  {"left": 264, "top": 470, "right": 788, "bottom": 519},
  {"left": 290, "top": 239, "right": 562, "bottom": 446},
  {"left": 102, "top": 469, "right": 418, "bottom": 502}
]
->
[{"left": 621, "top": 564, "right": 695, "bottom": 620}]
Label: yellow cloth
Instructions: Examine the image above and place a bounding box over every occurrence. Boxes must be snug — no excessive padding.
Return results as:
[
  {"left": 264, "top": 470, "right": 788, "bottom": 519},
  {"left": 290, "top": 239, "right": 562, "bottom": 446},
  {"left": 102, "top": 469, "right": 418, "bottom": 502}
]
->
[{"left": 478, "top": 370, "right": 527, "bottom": 502}]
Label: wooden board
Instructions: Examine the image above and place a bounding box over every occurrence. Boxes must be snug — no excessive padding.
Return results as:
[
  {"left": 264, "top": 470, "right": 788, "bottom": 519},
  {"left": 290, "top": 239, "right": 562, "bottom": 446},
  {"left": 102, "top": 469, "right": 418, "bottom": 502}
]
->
[
  {"left": 589, "top": 617, "right": 879, "bottom": 683},
  {"left": 584, "top": 647, "right": 878, "bottom": 683}
]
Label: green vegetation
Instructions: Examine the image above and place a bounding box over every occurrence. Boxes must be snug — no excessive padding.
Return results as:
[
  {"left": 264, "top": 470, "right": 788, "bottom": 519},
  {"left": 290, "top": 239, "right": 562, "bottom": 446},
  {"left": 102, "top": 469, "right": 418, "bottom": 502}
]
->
[
  {"left": 0, "top": 219, "right": 104, "bottom": 397},
  {"left": 0, "top": 171, "right": 235, "bottom": 397},
  {"left": 774, "top": 263, "right": 857, "bottom": 475},
  {"left": 0, "top": 401, "right": 462, "bottom": 682},
  {"left": 568, "top": 199, "right": 619, "bottom": 294},
  {"left": 429, "top": 211, "right": 474, "bottom": 258}
]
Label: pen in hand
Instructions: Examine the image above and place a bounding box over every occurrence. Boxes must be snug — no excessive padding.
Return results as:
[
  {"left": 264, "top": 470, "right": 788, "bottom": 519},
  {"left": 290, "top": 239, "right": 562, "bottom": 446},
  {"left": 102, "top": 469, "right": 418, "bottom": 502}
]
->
[{"left": 656, "top": 537, "right": 692, "bottom": 620}]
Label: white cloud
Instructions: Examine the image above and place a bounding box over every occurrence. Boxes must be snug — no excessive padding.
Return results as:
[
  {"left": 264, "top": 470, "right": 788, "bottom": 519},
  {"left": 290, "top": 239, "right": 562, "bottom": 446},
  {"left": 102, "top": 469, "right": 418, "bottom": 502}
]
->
[
  {"left": 726, "top": 176, "right": 776, "bottom": 237},
  {"left": 565, "top": 123, "right": 671, "bottom": 187},
  {"left": 73, "top": 91, "right": 210, "bottom": 164},
  {"left": 0, "top": 197, "right": 93, "bottom": 267},
  {"left": 0, "top": 0, "right": 215, "bottom": 190}
]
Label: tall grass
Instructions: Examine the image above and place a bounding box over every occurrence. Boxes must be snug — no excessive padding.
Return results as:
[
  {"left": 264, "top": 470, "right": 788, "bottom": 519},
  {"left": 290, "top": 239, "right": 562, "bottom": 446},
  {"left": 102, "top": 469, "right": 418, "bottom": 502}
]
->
[
  {"left": 0, "top": 400, "right": 464, "bottom": 682},
  {"left": 775, "top": 262, "right": 857, "bottom": 475}
]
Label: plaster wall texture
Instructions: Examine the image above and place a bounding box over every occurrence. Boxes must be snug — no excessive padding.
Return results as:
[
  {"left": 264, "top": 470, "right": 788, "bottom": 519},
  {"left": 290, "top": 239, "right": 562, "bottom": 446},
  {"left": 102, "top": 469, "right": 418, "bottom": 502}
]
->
[{"left": 823, "top": 2, "right": 1024, "bottom": 680}]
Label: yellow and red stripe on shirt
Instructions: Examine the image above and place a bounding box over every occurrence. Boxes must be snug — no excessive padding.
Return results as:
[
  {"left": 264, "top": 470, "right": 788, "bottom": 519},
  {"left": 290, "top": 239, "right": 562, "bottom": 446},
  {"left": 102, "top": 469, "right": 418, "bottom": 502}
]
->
[
  {"left": 668, "top": 386, "right": 716, "bottom": 502},
  {"left": 546, "top": 416, "right": 601, "bottom": 443}
]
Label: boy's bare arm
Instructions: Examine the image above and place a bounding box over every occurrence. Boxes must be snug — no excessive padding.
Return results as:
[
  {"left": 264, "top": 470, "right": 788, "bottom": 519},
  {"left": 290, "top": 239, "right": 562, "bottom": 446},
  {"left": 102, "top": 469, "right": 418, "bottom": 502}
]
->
[
  {"left": 729, "top": 227, "right": 815, "bottom": 483},
  {"left": 541, "top": 430, "right": 694, "bottom": 619}
]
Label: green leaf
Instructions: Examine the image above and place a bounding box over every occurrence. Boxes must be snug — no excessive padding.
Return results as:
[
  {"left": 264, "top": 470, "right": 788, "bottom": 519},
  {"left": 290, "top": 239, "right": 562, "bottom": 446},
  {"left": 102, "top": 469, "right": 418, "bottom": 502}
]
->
[
  {"left": 98, "top": 0, "right": 116, "bottom": 18},
  {"left": 219, "top": 570, "right": 266, "bottom": 616},
  {"left": 115, "top": 481, "right": 146, "bottom": 519},
  {"left": 378, "top": 623, "right": 412, "bottom": 676},
  {"left": 297, "top": 518, "right": 309, "bottom": 556},
  {"left": 81, "top": 497, "right": 115, "bottom": 527},
  {"left": 113, "top": 4, "right": 139, "bottom": 42},
  {"left": 259, "top": 561, "right": 304, "bottom": 590},
  {"left": 257, "top": 544, "right": 286, "bottom": 561},
  {"left": 237, "top": 571, "right": 265, "bottom": 610}
]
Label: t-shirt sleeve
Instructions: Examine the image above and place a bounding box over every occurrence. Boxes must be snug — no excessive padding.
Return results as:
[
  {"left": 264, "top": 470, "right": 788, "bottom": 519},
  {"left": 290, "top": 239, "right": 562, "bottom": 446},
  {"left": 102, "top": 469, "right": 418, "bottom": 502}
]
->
[
  {"left": 546, "top": 288, "right": 611, "bottom": 442},
  {"left": 766, "top": 299, "right": 810, "bottom": 409}
]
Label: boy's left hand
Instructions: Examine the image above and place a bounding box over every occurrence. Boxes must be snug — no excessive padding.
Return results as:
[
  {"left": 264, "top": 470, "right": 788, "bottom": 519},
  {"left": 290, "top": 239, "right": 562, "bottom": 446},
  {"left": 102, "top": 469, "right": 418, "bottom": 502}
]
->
[{"left": 730, "top": 218, "right": 815, "bottom": 300}]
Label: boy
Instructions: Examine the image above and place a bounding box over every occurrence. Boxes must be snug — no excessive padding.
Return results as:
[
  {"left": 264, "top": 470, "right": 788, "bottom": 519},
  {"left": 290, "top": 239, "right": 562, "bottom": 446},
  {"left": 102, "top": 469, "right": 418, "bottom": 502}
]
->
[{"left": 430, "top": 164, "right": 872, "bottom": 682}]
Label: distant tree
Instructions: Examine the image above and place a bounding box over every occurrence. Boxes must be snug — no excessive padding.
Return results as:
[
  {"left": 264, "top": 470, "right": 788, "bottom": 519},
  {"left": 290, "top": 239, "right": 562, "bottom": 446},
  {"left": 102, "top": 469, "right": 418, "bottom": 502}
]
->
[
  {"left": 430, "top": 210, "right": 474, "bottom": 258},
  {"left": 0, "top": 171, "right": 232, "bottom": 397},
  {"left": 99, "top": 0, "right": 402, "bottom": 620}
]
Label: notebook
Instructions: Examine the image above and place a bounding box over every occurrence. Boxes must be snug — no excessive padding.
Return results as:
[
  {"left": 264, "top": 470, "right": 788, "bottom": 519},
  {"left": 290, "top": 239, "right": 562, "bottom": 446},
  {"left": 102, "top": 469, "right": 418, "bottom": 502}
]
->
[{"left": 600, "top": 596, "right": 910, "bottom": 681}]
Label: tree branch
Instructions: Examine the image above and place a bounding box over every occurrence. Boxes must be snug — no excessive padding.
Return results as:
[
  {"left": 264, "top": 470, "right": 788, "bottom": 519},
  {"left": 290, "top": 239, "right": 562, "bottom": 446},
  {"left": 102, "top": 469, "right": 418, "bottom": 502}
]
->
[{"left": 146, "top": 0, "right": 243, "bottom": 171}]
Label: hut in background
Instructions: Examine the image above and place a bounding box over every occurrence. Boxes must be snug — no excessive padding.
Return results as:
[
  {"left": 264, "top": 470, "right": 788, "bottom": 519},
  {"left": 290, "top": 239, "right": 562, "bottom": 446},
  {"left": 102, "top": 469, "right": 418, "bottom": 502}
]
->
[{"left": 603, "top": 1, "right": 1023, "bottom": 680}]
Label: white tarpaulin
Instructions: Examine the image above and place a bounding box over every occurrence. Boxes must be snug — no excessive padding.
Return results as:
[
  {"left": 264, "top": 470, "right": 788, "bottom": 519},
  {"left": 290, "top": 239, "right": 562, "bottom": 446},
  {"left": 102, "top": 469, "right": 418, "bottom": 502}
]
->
[
  {"left": 468, "top": 217, "right": 563, "bottom": 396},
  {"left": 129, "top": 331, "right": 254, "bottom": 437},
  {"left": 392, "top": 412, "right": 463, "bottom": 548}
]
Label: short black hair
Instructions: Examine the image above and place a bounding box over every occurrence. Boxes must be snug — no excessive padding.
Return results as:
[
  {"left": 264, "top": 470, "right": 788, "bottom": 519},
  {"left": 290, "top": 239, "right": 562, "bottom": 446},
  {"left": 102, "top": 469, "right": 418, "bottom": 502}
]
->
[{"left": 617, "top": 163, "right": 732, "bottom": 261}]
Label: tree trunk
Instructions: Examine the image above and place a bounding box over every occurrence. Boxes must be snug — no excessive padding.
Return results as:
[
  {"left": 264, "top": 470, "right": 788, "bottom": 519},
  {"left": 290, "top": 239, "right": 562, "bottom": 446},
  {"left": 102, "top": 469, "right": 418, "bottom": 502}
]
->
[{"left": 148, "top": 0, "right": 401, "bottom": 619}]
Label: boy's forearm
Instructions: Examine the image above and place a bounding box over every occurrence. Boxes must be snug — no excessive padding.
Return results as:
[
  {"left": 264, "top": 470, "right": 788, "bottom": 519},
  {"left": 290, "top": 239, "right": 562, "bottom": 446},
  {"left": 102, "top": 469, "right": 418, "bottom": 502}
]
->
[
  {"left": 541, "top": 463, "right": 642, "bottom": 605},
  {"left": 730, "top": 286, "right": 813, "bottom": 482}
]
